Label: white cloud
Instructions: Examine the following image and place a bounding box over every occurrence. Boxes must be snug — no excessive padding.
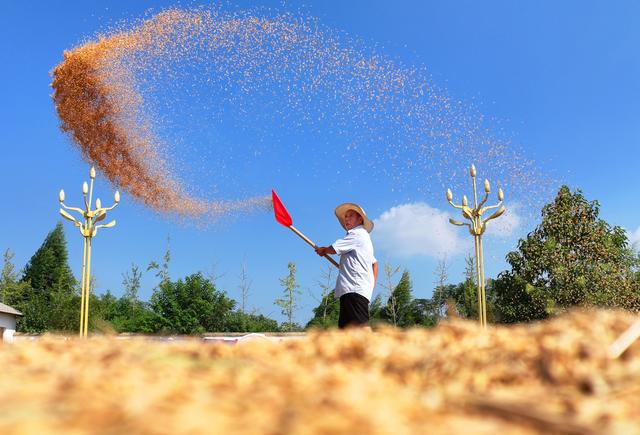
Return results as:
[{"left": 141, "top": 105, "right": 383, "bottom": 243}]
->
[
  {"left": 627, "top": 227, "right": 640, "bottom": 250},
  {"left": 372, "top": 202, "right": 471, "bottom": 258}
]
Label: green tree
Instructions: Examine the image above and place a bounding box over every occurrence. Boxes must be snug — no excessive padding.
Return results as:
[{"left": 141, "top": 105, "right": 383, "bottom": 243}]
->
[
  {"left": 48, "top": 282, "right": 79, "bottom": 331},
  {"left": 115, "top": 300, "right": 160, "bottom": 333},
  {"left": 494, "top": 186, "right": 640, "bottom": 322},
  {"left": 0, "top": 248, "right": 29, "bottom": 307},
  {"left": 21, "top": 223, "right": 76, "bottom": 295},
  {"left": 306, "top": 265, "right": 339, "bottom": 329},
  {"left": 492, "top": 272, "right": 548, "bottom": 323},
  {"left": 274, "top": 262, "right": 302, "bottom": 331},
  {"left": 306, "top": 292, "right": 340, "bottom": 329},
  {"left": 150, "top": 273, "right": 235, "bottom": 334},
  {"left": 99, "top": 264, "right": 160, "bottom": 333},
  {"left": 454, "top": 254, "right": 478, "bottom": 320},
  {"left": 19, "top": 223, "right": 78, "bottom": 332},
  {"left": 90, "top": 290, "right": 119, "bottom": 331},
  {"left": 382, "top": 270, "right": 414, "bottom": 327},
  {"left": 369, "top": 293, "right": 384, "bottom": 322},
  {"left": 225, "top": 310, "right": 280, "bottom": 332},
  {"left": 407, "top": 298, "right": 438, "bottom": 327}
]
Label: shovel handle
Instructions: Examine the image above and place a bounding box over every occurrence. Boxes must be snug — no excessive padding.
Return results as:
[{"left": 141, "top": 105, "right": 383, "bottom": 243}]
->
[{"left": 289, "top": 225, "right": 340, "bottom": 268}]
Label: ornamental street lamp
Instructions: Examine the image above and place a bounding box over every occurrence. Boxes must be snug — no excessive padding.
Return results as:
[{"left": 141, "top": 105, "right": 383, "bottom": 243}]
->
[
  {"left": 446, "top": 164, "right": 505, "bottom": 328},
  {"left": 59, "top": 166, "right": 119, "bottom": 337}
]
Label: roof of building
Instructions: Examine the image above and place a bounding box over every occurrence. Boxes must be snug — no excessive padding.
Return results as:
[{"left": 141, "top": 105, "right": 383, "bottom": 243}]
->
[{"left": 0, "top": 302, "right": 23, "bottom": 316}]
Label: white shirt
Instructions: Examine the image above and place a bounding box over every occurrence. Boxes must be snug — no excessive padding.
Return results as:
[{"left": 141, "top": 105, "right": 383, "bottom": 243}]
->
[{"left": 331, "top": 225, "right": 377, "bottom": 301}]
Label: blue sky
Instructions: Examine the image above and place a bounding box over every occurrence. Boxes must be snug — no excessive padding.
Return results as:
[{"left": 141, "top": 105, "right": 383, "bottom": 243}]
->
[{"left": 1, "top": 1, "right": 639, "bottom": 325}]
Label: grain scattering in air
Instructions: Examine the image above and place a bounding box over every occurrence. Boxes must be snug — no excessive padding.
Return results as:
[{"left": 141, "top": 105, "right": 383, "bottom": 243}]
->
[{"left": 52, "top": 7, "right": 553, "bottom": 221}]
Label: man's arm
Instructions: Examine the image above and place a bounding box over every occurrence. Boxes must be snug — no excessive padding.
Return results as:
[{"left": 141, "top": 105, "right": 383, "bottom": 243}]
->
[
  {"left": 373, "top": 261, "right": 379, "bottom": 287},
  {"left": 314, "top": 246, "right": 337, "bottom": 256}
]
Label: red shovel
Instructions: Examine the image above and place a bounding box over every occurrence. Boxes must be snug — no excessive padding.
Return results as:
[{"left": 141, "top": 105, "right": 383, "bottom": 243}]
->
[{"left": 272, "top": 190, "right": 339, "bottom": 268}]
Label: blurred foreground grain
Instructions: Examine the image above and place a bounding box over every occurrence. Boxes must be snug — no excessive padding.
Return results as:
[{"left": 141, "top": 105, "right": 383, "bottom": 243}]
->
[{"left": 1, "top": 309, "right": 639, "bottom": 435}]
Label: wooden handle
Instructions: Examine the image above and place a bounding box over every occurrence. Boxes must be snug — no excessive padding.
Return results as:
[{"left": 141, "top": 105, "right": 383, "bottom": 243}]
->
[{"left": 289, "top": 225, "right": 340, "bottom": 268}]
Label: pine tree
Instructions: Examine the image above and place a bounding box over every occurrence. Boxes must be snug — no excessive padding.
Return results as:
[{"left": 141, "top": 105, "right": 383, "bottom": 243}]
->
[
  {"left": 21, "top": 222, "right": 76, "bottom": 296},
  {"left": 368, "top": 294, "right": 382, "bottom": 322},
  {"left": 383, "top": 270, "right": 414, "bottom": 327},
  {"left": 19, "top": 222, "right": 78, "bottom": 332}
]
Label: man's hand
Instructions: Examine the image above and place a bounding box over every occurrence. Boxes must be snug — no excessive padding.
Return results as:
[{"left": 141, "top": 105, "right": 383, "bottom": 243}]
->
[
  {"left": 314, "top": 246, "right": 328, "bottom": 256},
  {"left": 315, "top": 246, "right": 336, "bottom": 256}
]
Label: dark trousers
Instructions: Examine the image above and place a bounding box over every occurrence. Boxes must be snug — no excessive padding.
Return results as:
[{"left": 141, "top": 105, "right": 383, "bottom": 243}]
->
[{"left": 338, "top": 293, "right": 370, "bottom": 329}]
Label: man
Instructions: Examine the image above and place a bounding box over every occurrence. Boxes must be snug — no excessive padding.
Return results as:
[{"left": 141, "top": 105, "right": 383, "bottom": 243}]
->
[{"left": 315, "top": 203, "right": 378, "bottom": 329}]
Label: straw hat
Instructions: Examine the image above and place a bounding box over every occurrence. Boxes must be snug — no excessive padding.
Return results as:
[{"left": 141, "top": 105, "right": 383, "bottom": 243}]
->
[{"left": 335, "top": 203, "right": 374, "bottom": 233}]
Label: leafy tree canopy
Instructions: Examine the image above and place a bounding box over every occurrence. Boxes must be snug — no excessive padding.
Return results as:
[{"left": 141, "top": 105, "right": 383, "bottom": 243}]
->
[
  {"left": 150, "top": 273, "right": 235, "bottom": 334},
  {"left": 494, "top": 186, "right": 640, "bottom": 321},
  {"left": 306, "top": 291, "right": 339, "bottom": 329}
]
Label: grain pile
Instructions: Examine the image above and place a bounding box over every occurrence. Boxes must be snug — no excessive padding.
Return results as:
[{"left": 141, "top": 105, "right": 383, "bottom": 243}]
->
[{"left": 2, "top": 309, "right": 639, "bottom": 434}]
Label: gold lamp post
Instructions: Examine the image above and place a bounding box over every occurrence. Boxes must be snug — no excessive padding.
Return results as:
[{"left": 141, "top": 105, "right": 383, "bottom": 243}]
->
[
  {"left": 59, "top": 166, "right": 120, "bottom": 337},
  {"left": 446, "top": 164, "right": 505, "bottom": 328}
]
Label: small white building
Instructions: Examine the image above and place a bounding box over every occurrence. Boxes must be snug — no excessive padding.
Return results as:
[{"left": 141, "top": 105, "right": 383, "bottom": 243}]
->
[{"left": 0, "top": 302, "right": 23, "bottom": 343}]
